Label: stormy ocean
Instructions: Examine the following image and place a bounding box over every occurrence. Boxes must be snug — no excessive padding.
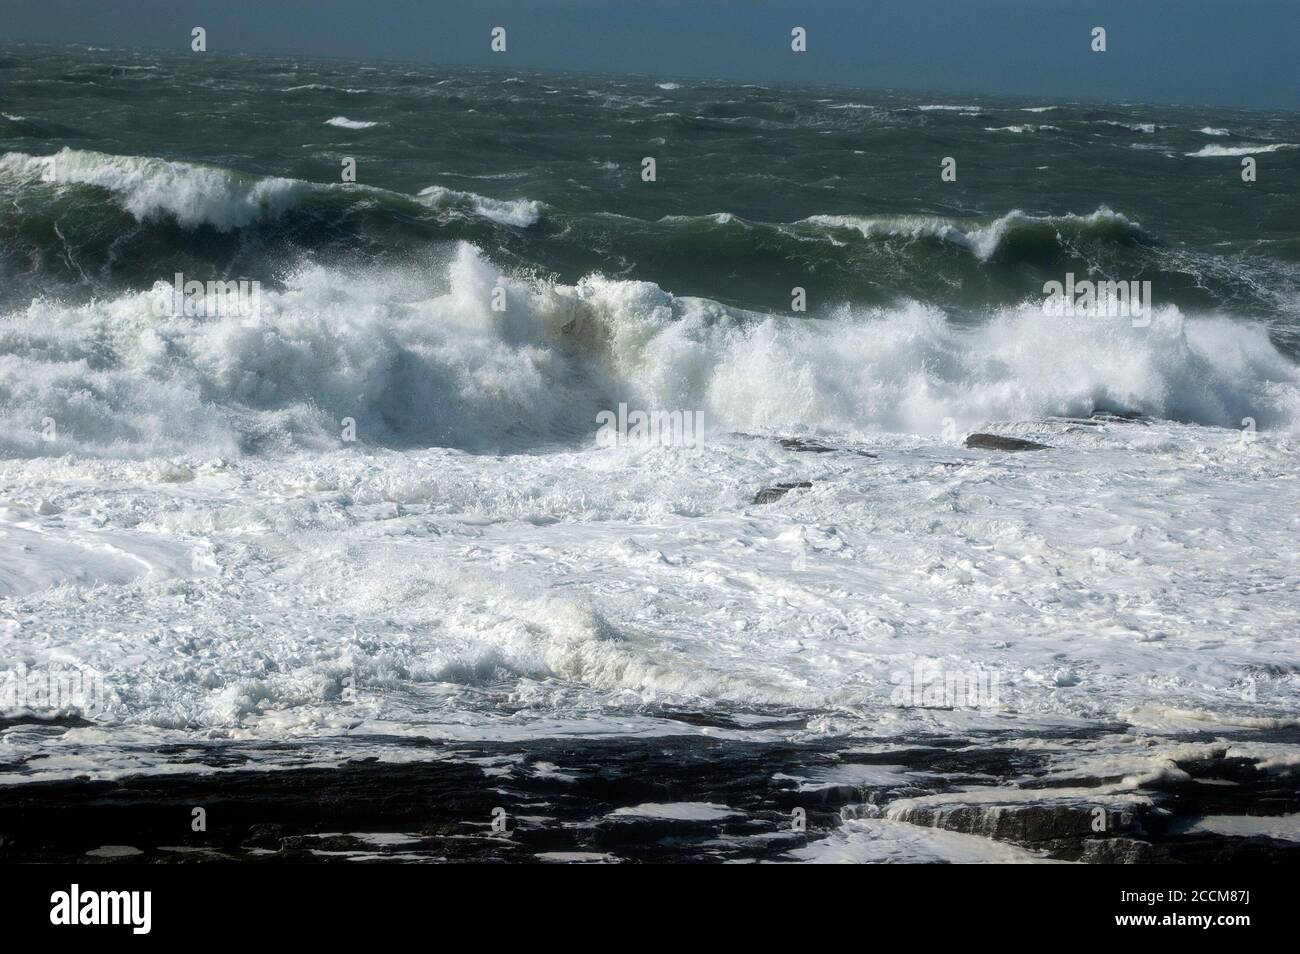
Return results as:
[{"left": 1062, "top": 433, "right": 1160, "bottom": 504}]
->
[{"left": 1, "top": 43, "right": 1298, "bottom": 864}]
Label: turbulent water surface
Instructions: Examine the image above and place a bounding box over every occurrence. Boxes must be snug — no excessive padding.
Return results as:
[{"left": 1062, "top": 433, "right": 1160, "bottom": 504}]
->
[{"left": 1, "top": 45, "right": 1298, "bottom": 862}]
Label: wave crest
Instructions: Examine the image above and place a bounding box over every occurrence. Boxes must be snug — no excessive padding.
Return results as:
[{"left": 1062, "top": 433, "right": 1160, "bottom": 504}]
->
[
  {"left": 0, "top": 147, "right": 307, "bottom": 231},
  {"left": 1, "top": 243, "right": 1295, "bottom": 458},
  {"left": 800, "top": 207, "right": 1146, "bottom": 262},
  {"left": 0, "top": 148, "right": 544, "bottom": 232},
  {"left": 418, "top": 185, "right": 543, "bottom": 227}
]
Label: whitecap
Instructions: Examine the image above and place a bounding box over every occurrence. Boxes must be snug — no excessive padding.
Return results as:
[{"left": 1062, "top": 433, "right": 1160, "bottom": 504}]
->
[
  {"left": 1186, "top": 143, "right": 1298, "bottom": 157},
  {"left": 324, "top": 116, "right": 379, "bottom": 129}
]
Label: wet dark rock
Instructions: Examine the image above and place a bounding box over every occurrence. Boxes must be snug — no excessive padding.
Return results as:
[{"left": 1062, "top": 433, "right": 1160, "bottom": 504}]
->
[
  {"left": 753, "top": 481, "right": 812, "bottom": 505},
  {"left": 242, "top": 823, "right": 285, "bottom": 850},
  {"left": 777, "top": 437, "right": 879, "bottom": 458},
  {"left": 0, "top": 713, "right": 97, "bottom": 730},
  {"left": 1, "top": 725, "right": 1295, "bottom": 864},
  {"left": 779, "top": 438, "right": 835, "bottom": 454},
  {"left": 1088, "top": 411, "right": 1150, "bottom": 426},
  {"left": 0, "top": 735, "right": 854, "bottom": 864},
  {"left": 1092, "top": 409, "right": 1144, "bottom": 421},
  {"left": 887, "top": 798, "right": 1150, "bottom": 844},
  {"left": 965, "top": 433, "right": 1051, "bottom": 452}
]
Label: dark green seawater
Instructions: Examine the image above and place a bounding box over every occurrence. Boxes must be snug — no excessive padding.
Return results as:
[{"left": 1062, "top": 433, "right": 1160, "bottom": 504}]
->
[{"left": 2, "top": 43, "right": 1298, "bottom": 348}]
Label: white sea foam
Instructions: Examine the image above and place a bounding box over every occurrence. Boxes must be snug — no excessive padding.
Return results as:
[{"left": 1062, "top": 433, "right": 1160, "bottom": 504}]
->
[
  {"left": 285, "top": 84, "right": 365, "bottom": 93},
  {"left": 610, "top": 803, "right": 740, "bottom": 820},
  {"left": 1178, "top": 814, "right": 1300, "bottom": 842},
  {"left": 1186, "top": 143, "right": 1299, "bottom": 157},
  {"left": 1198, "top": 127, "right": 1231, "bottom": 137},
  {"left": 2, "top": 414, "right": 1297, "bottom": 783},
  {"left": 786, "top": 819, "right": 1061, "bottom": 863},
  {"left": 5, "top": 400, "right": 1296, "bottom": 750},
  {"left": 324, "top": 116, "right": 379, "bottom": 129},
  {"left": 984, "top": 125, "right": 1058, "bottom": 133},
  {"left": 2, "top": 243, "right": 1297, "bottom": 773}
]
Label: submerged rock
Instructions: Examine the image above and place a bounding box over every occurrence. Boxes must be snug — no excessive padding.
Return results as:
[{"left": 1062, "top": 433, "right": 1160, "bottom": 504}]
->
[
  {"left": 779, "top": 438, "right": 835, "bottom": 454},
  {"left": 1091, "top": 410, "right": 1150, "bottom": 426},
  {"left": 965, "top": 433, "right": 1051, "bottom": 452},
  {"left": 778, "top": 437, "right": 879, "bottom": 458},
  {"left": 753, "top": 481, "right": 812, "bottom": 505}
]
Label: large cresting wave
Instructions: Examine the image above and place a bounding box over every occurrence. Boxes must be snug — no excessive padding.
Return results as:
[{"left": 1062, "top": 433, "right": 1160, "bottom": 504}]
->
[
  {"left": 0, "top": 147, "right": 546, "bottom": 230},
  {"left": 2, "top": 242, "right": 1297, "bottom": 458}
]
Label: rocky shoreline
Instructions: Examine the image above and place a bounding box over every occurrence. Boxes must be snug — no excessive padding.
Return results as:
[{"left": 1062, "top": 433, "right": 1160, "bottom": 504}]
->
[{"left": 3, "top": 720, "right": 1296, "bottom": 863}]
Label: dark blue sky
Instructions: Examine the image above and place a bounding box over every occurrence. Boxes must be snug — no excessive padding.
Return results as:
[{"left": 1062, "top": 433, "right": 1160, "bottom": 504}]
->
[{"left": 2, "top": 0, "right": 1297, "bottom": 110}]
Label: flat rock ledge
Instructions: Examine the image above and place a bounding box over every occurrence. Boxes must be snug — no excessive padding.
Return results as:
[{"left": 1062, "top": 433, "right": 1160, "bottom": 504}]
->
[{"left": 965, "top": 433, "right": 1051, "bottom": 452}]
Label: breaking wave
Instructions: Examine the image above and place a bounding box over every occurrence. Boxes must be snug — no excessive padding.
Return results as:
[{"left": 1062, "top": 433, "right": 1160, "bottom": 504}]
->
[
  {"left": 798, "top": 207, "right": 1146, "bottom": 262},
  {"left": 324, "top": 116, "right": 380, "bottom": 129},
  {"left": 0, "top": 148, "right": 308, "bottom": 230},
  {"left": 0, "top": 148, "right": 543, "bottom": 231},
  {"left": 2, "top": 242, "right": 1296, "bottom": 459},
  {"left": 1186, "top": 143, "right": 1299, "bottom": 157}
]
